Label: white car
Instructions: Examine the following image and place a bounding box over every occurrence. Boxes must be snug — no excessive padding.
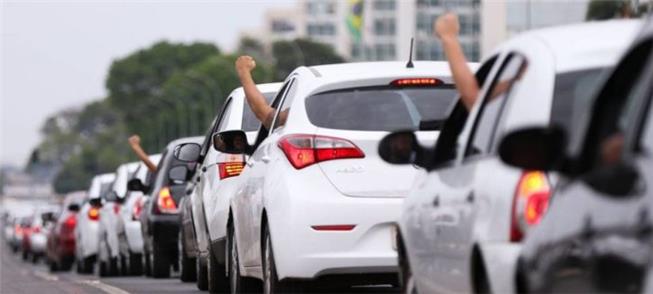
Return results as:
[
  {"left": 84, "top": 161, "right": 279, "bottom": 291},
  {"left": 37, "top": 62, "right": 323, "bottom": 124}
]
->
[
  {"left": 214, "top": 61, "right": 474, "bottom": 292},
  {"left": 75, "top": 173, "right": 115, "bottom": 274},
  {"left": 117, "top": 154, "right": 161, "bottom": 276},
  {"left": 97, "top": 162, "right": 139, "bottom": 276},
  {"left": 380, "top": 20, "right": 641, "bottom": 294},
  {"left": 177, "top": 83, "right": 281, "bottom": 290},
  {"left": 27, "top": 205, "right": 59, "bottom": 262}
]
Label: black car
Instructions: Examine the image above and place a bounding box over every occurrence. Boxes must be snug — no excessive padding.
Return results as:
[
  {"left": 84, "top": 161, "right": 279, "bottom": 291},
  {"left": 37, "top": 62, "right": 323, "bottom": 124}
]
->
[
  {"left": 128, "top": 136, "right": 202, "bottom": 278},
  {"left": 499, "top": 18, "right": 653, "bottom": 293}
]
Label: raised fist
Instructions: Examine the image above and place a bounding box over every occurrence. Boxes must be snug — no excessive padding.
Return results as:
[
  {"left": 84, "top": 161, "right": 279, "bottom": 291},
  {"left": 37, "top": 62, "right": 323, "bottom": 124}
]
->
[
  {"left": 235, "top": 55, "right": 256, "bottom": 75},
  {"left": 434, "top": 12, "right": 460, "bottom": 41},
  {"left": 128, "top": 135, "right": 141, "bottom": 146}
]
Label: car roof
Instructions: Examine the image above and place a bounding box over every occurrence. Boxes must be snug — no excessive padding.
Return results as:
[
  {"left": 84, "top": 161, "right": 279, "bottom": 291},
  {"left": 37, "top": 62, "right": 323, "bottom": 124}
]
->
[
  {"left": 494, "top": 19, "right": 641, "bottom": 73},
  {"left": 94, "top": 172, "right": 116, "bottom": 183},
  {"left": 305, "top": 61, "right": 475, "bottom": 85},
  {"left": 165, "top": 136, "right": 204, "bottom": 150},
  {"left": 229, "top": 82, "right": 283, "bottom": 99}
]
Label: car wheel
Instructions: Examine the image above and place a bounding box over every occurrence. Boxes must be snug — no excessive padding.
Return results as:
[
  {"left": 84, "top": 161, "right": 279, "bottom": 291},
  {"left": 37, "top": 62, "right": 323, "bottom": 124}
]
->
[
  {"left": 228, "top": 222, "right": 257, "bottom": 294},
  {"left": 81, "top": 255, "right": 95, "bottom": 274},
  {"left": 60, "top": 256, "right": 74, "bottom": 271},
  {"left": 179, "top": 230, "right": 197, "bottom": 282},
  {"left": 129, "top": 252, "right": 143, "bottom": 276},
  {"left": 151, "top": 243, "right": 171, "bottom": 278},
  {"left": 48, "top": 258, "right": 59, "bottom": 272},
  {"left": 22, "top": 250, "right": 29, "bottom": 261},
  {"left": 109, "top": 256, "right": 119, "bottom": 276},
  {"left": 207, "top": 242, "right": 228, "bottom": 293},
  {"left": 197, "top": 255, "right": 209, "bottom": 290},
  {"left": 263, "top": 225, "right": 298, "bottom": 294},
  {"left": 31, "top": 253, "right": 40, "bottom": 264},
  {"left": 144, "top": 249, "right": 152, "bottom": 277}
]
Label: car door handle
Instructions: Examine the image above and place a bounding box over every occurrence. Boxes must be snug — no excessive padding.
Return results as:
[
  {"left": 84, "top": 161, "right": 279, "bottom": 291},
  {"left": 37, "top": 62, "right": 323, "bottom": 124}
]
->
[
  {"left": 262, "top": 156, "right": 271, "bottom": 163},
  {"left": 432, "top": 196, "right": 440, "bottom": 207},
  {"left": 202, "top": 166, "right": 207, "bottom": 172}
]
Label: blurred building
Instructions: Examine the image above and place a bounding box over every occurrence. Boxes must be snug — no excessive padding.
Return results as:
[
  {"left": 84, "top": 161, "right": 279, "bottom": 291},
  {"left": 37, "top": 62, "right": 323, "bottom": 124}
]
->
[{"left": 243, "top": 0, "right": 591, "bottom": 62}]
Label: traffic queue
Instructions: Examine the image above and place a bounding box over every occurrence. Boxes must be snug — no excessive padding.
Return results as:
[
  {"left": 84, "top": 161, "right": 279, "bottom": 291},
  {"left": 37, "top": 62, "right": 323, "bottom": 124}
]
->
[{"left": 3, "top": 13, "right": 653, "bottom": 294}]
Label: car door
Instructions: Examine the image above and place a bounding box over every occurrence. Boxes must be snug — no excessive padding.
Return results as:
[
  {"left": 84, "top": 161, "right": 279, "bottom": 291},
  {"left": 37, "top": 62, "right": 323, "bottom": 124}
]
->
[
  {"left": 429, "top": 52, "right": 530, "bottom": 293},
  {"left": 236, "top": 80, "right": 293, "bottom": 267},
  {"left": 537, "top": 38, "right": 653, "bottom": 293}
]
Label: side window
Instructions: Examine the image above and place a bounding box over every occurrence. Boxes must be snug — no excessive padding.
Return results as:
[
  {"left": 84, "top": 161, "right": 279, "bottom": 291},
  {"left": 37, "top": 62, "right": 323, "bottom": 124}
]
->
[
  {"left": 271, "top": 78, "right": 298, "bottom": 132},
  {"left": 252, "top": 81, "right": 292, "bottom": 149},
  {"left": 217, "top": 100, "right": 233, "bottom": 132},
  {"left": 199, "top": 98, "right": 231, "bottom": 161},
  {"left": 581, "top": 39, "right": 653, "bottom": 169},
  {"left": 431, "top": 55, "right": 498, "bottom": 167},
  {"left": 465, "top": 53, "right": 528, "bottom": 158}
]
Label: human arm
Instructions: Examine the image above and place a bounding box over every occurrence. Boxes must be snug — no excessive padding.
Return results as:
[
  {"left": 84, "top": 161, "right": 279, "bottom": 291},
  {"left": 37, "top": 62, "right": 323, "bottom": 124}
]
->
[
  {"left": 235, "top": 56, "right": 275, "bottom": 129},
  {"left": 128, "top": 135, "right": 157, "bottom": 173}
]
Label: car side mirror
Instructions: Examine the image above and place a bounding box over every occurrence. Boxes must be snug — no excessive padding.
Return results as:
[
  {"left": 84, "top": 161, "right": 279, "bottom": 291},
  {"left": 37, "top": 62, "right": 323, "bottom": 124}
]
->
[
  {"left": 67, "top": 203, "right": 81, "bottom": 212},
  {"left": 168, "top": 166, "right": 189, "bottom": 183},
  {"left": 378, "top": 131, "right": 430, "bottom": 168},
  {"left": 174, "top": 143, "right": 201, "bottom": 162},
  {"left": 498, "top": 127, "right": 567, "bottom": 171},
  {"left": 213, "top": 130, "right": 251, "bottom": 155},
  {"left": 127, "top": 178, "right": 146, "bottom": 192}
]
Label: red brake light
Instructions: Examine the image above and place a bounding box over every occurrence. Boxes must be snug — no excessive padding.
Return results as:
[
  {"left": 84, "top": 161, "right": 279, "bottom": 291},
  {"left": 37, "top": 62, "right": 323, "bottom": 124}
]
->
[
  {"left": 278, "top": 134, "right": 365, "bottom": 169},
  {"left": 219, "top": 162, "right": 245, "bottom": 179},
  {"left": 14, "top": 225, "right": 22, "bottom": 235},
  {"left": 132, "top": 197, "right": 143, "bottom": 220},
  {"left": 32, "top": 225, "right": 41, "bottom": 234},
  {"left": 511, "top": 171, "right": 551, "bottom": 242},
  {"left": 64, "top": 215, "right": 76, "bottom": 228},
  {"left": 156, "top": 187, "right": 178, "bottom": 214},
  {"left": 391, "top": 78, "right": 442, "bottom": 87},
  {"left": 88, "top": 207, "right": 100, "bottom": 221}
]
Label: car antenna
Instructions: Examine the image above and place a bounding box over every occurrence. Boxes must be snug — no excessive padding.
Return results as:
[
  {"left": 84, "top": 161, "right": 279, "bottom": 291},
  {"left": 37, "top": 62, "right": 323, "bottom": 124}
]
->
[{"left": 406, "top": 38, "right": 415, "bottom": 68}]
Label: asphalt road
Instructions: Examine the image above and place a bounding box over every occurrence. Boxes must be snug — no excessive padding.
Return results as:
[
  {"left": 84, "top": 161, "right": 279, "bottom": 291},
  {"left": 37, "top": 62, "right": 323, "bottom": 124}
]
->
[{"left": 0, "top": 237, "right": 398, "bottom": 294}]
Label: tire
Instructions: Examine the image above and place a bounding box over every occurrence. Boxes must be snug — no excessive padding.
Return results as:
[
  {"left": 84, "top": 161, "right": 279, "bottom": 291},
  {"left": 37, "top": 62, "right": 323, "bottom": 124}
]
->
[
  {"left": 31, "top": 253, "right": 40, "bottom": 264},
  {"left": 262, "top": 225, "right": 297, "bottom": 294},
  {"left": 109, "top": 257, "right": 119, "bottom": 276},
  {"left": 48, "top": 258, "right": 59, "bottom": 272},
  {"left": 207, "top": 242, "right": 228, "bottom": 293},
  {"left": 228, "top": 222, "right": 258, "bottom": 294},
  {"left": 129, "top": 252, "right": 143, "bottom": 276},
  {"left": 144, "top": 249, "right": 152, "bottom": 277},
  {"left": 197, "top": 256, "right": 209, "bottom": 291},
  {"left": 60, "top": 257, "right": 74, "bottom": 271},
  {"left": 99, "top": 260, "right": 109, "bottom": 277},
  {"left": 151, "top": 243, "right": 171, "bottom": 278},
  {"left": 22, "top": 250, "right": 29, "bottom": 261},
  {"left": 77, "top": 255, "right": 95, "bottom": 275},
  {"left": 179, "top": 231, "right": 197, "bottom": 282}
]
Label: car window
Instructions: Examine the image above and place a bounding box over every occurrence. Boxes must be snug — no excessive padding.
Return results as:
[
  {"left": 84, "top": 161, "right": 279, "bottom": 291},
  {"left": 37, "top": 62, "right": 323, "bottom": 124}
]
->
[
  {"left": 550, "top": 68, "right": 606, "bottom": 131},
  {"left": 306, "top": 85, "right": 456, "bottom": 131},
  {"left": 465, "top": 53, "right": 528, "bottom": 158},
  {"left": 217, "top": 100, "right": 233, "bottom": 132},
  {"left": 581, "top": 39, "right": 653, "bottom": 170},
  {"left": 252, "top": 81, "right": 292, "bottom": 149},
  {"left": 242, "top": 92, "right": 275, "bottom": 132},
  {"left": 199, "top": 111, "right": 221, "bottom": 159},
  {"left": 431, "top": 55, "right": 498, "bottom": 167},
  {"left": 272, "top": 78, "right": 297, "bottom": 132},
  {"left": 641, "top": 96, "right": 653, "bottom": 154}
]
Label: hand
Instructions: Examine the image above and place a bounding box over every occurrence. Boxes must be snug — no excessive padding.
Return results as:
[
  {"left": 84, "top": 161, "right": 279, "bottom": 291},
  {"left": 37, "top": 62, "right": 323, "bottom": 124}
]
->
[
  {"left": 235, "top": 55, "right": 256, "bottom": 76},
  {"left": 434, "top": 12, "right": 460, "bottom": 42},
  {"left": 128, "top": 135, "right": 141, "bottom": 146}
]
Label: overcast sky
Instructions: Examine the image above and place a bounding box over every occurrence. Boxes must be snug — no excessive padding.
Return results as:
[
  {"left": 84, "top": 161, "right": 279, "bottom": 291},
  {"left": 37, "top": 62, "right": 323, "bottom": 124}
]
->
[{"left": 1, "top": 0, "right": 294, "bottom": 166}]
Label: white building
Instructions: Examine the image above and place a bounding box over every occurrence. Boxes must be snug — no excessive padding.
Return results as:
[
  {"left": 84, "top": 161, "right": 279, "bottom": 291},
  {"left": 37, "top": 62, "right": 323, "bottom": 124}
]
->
[{"left": 244, "top": 0, "right": 589, "bottom": 62}]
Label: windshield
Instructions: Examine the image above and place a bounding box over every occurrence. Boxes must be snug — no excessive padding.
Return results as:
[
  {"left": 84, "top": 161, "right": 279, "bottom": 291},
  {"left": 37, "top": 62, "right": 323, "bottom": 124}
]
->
[
  {"left": 305, "top": 86, "right": 457, "bottom": 131},
  {"left": 550, "top": 68, "right": 606, "bottom": 130},
  {"left": 101, "top": 182, "right": 117, "bottom": 202},
  {"left": 242, "top": 92, "right": 275, "bottom": 132}
]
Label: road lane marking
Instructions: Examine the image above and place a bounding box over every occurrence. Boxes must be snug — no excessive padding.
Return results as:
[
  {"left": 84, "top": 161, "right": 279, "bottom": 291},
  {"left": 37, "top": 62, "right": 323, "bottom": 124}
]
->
[
  {"left": 77, "top": 279, "right": 131, "bottom": 294},
  {"left": 33, "top": 270, "right": 59, "bottom": 281}
]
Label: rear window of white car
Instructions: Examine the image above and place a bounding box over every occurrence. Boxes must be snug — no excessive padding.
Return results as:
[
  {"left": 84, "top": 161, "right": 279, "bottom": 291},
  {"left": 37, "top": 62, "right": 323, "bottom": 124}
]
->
[
  {"left": 305, "top": 86, "right": 457, "bottom": 131},
  {"left": 242, "top": 92, "right": 275, "bottom": 132},
  {"left": 550, "top": 68, "right": 606, "bottom": 130}
]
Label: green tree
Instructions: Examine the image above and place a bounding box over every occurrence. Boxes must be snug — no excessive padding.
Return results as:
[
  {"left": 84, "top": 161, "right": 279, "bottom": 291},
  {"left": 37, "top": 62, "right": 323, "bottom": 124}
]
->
[{"left": 271, "top": 38, "right": 345, "bottom": 80}]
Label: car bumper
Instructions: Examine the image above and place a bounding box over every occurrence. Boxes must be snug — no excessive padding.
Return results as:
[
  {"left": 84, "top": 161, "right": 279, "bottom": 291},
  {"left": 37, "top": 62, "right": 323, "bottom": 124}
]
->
[
  {"left": 30, "top": 234, "right": 47, "bottom": 253},
  {"left": 480, "top": 242, "right": 521, "bottom": 294},
  {"left": 79, "top": 222, "right": 99, "bottom": 258},
  {"left": 269, "top": 194, "right": 402, "bottom": 280}
]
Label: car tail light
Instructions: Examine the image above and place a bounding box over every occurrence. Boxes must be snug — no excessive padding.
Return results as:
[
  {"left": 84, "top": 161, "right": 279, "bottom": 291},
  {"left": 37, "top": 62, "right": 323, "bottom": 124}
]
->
[
  {"left": 391, "top": 78, "right": 443, "bottom": 87},
  {"left": 113, "top": 204, "right": 121, "bottom": 214},
  {"left": 64, "top": 215, "right": 76, "bottom": 229},
  {"left": 511, "top": 171, "right": 551, "bottom": 242},
  {"left": 14, "top": 224, "right": 23, "bottom": 235},
  {"left": 278, "top": 134, "right": 365, "bottom": 169},
  {"left": 88, "top": 207, "right": 100, "bottom": 221},
  {"left": 156, "top": 187, "right": 178, "bottom": 214},
  {"left": 32, "top": 225, "right": 41, "bottom": 234},
  {"left": 219, "top": 162, "right": 245, "bottom": 179},
  {"left": 132, "top": 197, "right": 143, "bottom": 220}
]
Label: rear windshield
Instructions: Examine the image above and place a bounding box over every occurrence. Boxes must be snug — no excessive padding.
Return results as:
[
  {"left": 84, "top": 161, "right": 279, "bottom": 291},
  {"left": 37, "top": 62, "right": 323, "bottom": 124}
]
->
[
  {"left": 550, "top": 68, "right": 605, "bottom": 130},
  {"left": 242, "top": 92, "right": 275, "bottom": 132},
  {"left": 305, "top": 86, "right": 457, "bottom": 131},
  {"left": 100, "top": 182, "right": 116, "bottom": 202}
]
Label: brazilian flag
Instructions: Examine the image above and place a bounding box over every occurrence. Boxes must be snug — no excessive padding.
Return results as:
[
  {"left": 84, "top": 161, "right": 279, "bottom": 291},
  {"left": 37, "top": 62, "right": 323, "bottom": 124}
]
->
[{"left": 346, "top": 0, "right": 364, "bottom": 42}]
